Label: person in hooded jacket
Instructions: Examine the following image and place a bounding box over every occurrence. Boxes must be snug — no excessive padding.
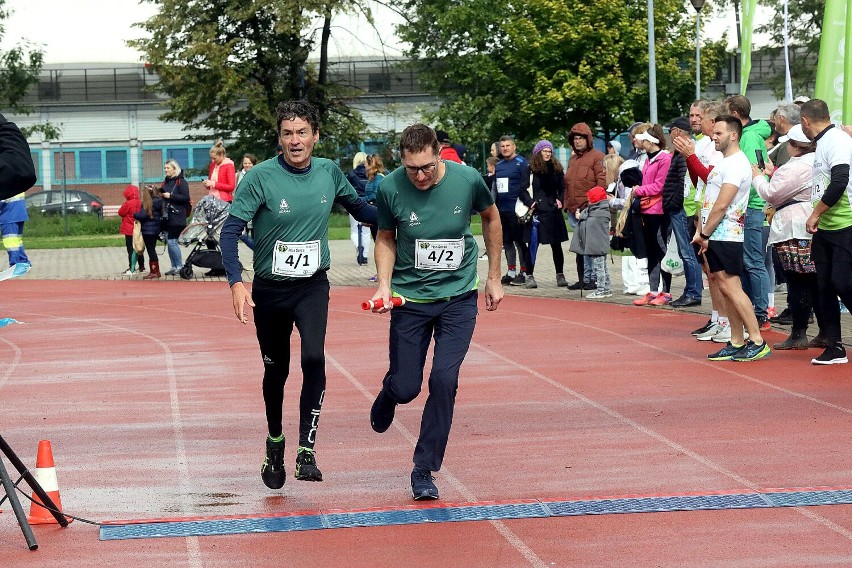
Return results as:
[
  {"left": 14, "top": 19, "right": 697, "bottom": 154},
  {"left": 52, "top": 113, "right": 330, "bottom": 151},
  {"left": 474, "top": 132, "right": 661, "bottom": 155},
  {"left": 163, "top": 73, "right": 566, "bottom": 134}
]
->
[
  {"left": 134, "top": 186, "right": 164, "bottom": 279},
  {"left": 563, "top": 122, "right": 606, "bottom": 290},
  {"left": 204, "top": 140, "right": 236, "bottom": 202},
  {"left": 118, "top": 184, "right": 145, "bottom": 275},
  {"left": 569, "top": 186, "right": 612, "bottom": 298},
  {"left": 159, "top": 159, "right": 191, "bottom": 276}
]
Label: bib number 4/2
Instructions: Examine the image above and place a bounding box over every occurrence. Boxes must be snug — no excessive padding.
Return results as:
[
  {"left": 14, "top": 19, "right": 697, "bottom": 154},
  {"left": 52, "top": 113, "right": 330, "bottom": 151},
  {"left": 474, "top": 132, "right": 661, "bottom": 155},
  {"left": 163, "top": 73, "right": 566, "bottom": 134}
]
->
[{"left": 414, "top": 238, "right": 464, "bottom": 271}]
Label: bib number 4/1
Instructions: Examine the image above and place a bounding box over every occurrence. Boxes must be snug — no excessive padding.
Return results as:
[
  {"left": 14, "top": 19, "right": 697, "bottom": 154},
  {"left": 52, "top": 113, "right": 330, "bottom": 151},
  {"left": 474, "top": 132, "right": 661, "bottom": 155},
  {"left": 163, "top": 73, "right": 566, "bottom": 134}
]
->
[
  {"left": 272, "top": 240, "right": 320, "bottom": 277},
  {"left": 415, "top": 238, "right": 464, "bottom": 271}
]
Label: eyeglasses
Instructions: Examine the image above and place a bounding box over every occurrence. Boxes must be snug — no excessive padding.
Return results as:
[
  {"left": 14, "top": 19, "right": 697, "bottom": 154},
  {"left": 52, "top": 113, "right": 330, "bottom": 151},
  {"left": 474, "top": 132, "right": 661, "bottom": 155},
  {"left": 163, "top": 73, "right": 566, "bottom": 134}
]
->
[{"left": 404, "top": 162, "right": 438, "bottom": 176}]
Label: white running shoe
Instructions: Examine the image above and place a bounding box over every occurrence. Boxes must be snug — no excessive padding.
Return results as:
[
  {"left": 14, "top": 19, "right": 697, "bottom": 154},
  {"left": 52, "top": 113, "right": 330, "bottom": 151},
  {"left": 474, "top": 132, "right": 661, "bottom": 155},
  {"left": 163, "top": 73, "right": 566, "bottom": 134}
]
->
[{"left": 695, "top": 322, "right": 723, "bottom": 341}]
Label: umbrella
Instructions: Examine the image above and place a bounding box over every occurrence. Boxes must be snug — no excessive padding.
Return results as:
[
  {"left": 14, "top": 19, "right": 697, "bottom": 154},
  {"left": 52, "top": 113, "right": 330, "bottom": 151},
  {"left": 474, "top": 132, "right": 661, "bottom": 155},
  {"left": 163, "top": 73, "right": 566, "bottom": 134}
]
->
[{"left": 529, "top": 215, "right": 540, "bottom": 266}]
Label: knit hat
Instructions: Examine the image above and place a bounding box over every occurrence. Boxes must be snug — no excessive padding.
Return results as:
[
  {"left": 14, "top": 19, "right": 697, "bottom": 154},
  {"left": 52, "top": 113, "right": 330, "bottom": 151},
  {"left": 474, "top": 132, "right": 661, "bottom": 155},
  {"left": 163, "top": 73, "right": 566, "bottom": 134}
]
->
[
  {"left": 533, "top": 140, "right": 553, "bottom": 155},
  {"left": 587, "top": 186, "right": 608, "bottom": 204}
]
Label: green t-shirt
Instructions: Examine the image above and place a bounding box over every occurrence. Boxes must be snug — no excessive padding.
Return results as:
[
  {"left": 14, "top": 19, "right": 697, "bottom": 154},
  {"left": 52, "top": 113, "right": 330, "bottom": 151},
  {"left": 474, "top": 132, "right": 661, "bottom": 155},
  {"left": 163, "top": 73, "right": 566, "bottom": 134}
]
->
[
  {"left": 740, "top": 120, "right": 771, "bottom": 210},
  {"left": 229, "top": 156, "right": 359, "bottom": 281},
  {"left": 377, "top": 161, "right": 494, "bottom": 301}
]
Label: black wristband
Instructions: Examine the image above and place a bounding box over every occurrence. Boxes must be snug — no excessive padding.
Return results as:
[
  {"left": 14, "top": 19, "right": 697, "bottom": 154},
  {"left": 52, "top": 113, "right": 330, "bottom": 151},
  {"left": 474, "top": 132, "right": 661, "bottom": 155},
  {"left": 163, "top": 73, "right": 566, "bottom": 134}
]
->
[{"left": 699, "top": 232, "right": 711, "bottom": 240}]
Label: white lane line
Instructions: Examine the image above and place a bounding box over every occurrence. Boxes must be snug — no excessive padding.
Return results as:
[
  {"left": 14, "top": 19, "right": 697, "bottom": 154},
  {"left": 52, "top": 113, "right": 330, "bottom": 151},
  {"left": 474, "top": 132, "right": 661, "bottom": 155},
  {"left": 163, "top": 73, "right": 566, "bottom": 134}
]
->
[
  {"left": 0, "top": 336, "right": 22, "bottom": 391},
  {"left": 11, "top": 311, "right": 202, "bottom": 567},
  {"left": 471, "top": 340, "right": 852, "bottom": 541},
  {"left": 498, "top": 308, "right": 852, "bottom": 415},
  {"left": 326, "top": 352, "right": 549, "bottom": 568}
]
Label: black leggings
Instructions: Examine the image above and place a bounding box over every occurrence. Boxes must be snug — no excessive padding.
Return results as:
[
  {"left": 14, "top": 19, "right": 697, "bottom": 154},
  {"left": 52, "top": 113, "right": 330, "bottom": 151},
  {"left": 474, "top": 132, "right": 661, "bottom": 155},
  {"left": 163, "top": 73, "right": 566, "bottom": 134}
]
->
[
  {"left": 252, "top": 273, "right": 329, "bottom": 448},
  {"left": 528, "top": 243, "right": 563, "bottom": 276},
  {"left": 642, "top": 213, "right": 671, "bottom": 293},
  {"left": 142, "top": 234, "right": 159, "bottom": 263},
  {"left": 785, "top": 271, "right": 822, "bottom": 331},
  {"left": 812, "top": 229, "right": 852, "bottom": 344},
  {"left": 125, "top": 235, "right": 145, "bottom": 270}
]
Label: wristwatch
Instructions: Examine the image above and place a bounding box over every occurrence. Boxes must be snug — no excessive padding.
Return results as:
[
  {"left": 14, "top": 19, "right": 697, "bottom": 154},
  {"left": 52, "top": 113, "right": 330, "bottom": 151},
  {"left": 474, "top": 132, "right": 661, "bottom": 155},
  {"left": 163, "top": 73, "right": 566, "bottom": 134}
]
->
[{"left": 699, "top": 232, "right": 711, "bottom": 240}]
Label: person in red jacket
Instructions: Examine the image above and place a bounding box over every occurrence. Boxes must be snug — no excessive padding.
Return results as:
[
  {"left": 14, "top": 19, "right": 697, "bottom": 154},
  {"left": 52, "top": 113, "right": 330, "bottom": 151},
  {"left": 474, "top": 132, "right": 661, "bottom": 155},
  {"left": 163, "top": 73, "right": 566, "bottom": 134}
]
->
[
  {"left": 117, "top": 184, "right": 145, "bottom": 275},
  {"left": 203, "top": 139, "right": 236, "bottom": 202},
  {"left": 436, "top": 130, "right": 463, "bottom": 163}
]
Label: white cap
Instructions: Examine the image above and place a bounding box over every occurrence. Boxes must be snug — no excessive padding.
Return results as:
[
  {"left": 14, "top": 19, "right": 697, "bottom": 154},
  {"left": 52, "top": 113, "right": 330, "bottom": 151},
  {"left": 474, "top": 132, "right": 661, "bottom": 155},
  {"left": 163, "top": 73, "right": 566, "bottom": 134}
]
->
[
  {"left": 787, "top": 124, "right": 810, "bottom": 143},
  {"left": 609, "top": 140, "right": 622, "bottom": 154},
  {"left": 793, "top": 95, "right": 810, "bottom": 104},
  {"left": 634, "top": 131, "right": 660, "bottom": 144}
]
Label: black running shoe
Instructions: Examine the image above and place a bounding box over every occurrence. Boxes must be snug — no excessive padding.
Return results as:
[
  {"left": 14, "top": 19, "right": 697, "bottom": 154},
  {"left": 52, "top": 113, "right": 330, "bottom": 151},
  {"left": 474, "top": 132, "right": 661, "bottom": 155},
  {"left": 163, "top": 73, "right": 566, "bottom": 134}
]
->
[
  {"left": 295, "top": 447, "right": 323, "bottom": 481},
  {"left": 370, "top": 389, "right": 397, "bottom": 433},
  {"left": 411, "top": 467, "right": 439, "bottom": 500},
  {"left": 566, "top": 280, "right": 584, "bottom": 290},
  {"left": 692, "top": 319, "right": 715, "bottom": 336},
  {"left": 811, "top": 344, "right": 848, "bottom": 365},
  {"left": 500, "top": 274, "right": 513, "bottom": 285},
  {"left": 261, "top": 436, "right": 286, "bottom": 489},
  {"left": 582, "top": 281, "right": 598, "bottom": 291}
]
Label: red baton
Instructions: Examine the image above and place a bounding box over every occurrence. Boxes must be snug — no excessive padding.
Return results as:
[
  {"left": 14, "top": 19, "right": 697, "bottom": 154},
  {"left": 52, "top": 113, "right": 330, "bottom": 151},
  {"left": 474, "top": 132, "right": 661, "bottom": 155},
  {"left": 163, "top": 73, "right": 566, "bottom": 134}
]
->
[{"left": 362, "top": 297, "right": 406, "bottom": 310}]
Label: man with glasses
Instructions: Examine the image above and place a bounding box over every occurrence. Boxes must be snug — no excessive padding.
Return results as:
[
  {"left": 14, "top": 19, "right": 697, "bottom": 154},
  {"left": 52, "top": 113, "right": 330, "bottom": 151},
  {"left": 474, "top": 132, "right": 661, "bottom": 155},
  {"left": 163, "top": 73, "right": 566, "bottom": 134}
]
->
[
  {"left": 221, "top": 100, "right": 377, "bottom": 489},
  {"left": 368, "top": 124, "right": 503, "bottom": 500}
]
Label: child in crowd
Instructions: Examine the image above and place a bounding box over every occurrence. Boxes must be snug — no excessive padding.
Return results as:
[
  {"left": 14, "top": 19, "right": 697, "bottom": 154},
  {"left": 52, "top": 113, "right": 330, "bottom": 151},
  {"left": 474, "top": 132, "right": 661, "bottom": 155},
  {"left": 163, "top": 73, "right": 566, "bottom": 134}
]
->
[
  {"left": 118, "top": 184, "right": 144, "bottom": 275},
  {"left": 569, "top": 186, "right": 612, "bottom": 298}
]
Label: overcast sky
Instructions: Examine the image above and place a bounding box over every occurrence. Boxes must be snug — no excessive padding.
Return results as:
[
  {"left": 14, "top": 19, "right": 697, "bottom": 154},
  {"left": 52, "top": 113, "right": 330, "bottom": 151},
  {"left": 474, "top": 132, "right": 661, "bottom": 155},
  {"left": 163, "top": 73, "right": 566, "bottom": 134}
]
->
[
  {"left": 1, "top": 0, "right": 765, "bottom": 65},
  {"left": 0, "top": 0, "right": 406, "bottom": 64}
]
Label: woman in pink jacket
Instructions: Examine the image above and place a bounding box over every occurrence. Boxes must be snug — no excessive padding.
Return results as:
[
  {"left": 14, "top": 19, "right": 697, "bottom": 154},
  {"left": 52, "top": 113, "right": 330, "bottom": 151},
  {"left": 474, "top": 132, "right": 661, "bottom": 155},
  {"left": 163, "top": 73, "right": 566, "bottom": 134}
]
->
[
  {"left": 203, "top": 140, "right": 236, "bottom": 202},
  {"left": 629, "top": 124, "right": 673, "bottom": 306}
]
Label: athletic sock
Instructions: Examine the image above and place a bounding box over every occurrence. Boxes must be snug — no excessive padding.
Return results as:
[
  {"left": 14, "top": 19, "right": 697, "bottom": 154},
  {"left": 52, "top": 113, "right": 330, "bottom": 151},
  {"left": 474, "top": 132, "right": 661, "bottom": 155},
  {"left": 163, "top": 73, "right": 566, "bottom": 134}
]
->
[
  {"left": 718, "top": 316, "right": 729, "bottom": 326},
  {"left": 268, "top": 434, "right": 284, "bottom": 443},
  {"left": 711, "top": 310, "right": 719, "bottom": 323}
]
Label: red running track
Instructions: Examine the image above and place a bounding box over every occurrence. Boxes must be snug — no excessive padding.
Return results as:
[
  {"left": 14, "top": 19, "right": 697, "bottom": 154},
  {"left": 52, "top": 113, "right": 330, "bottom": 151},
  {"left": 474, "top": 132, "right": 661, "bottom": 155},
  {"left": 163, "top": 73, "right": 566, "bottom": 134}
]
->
[{"left": 1, "top": 280, "right": 851, "bottom": 567}]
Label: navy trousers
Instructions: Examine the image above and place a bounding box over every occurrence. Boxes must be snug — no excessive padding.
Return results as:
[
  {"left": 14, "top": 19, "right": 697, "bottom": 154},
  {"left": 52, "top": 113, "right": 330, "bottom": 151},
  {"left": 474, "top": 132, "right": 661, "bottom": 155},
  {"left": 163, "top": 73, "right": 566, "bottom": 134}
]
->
[{"left": 383, "top": 290, "right": 478, "bottom": 471}]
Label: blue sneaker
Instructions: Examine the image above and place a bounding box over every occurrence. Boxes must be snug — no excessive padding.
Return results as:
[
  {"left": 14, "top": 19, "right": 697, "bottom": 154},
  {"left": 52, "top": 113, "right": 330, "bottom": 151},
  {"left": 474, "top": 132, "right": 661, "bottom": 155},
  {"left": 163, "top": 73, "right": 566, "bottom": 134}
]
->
[
  {"left": 707, "top": 342, "right": 746, "bottom": 361},
  {"left": 12, "top": 262, "right": 31, "bottom": 277},
  {"left": 731, "top": 340, "right": 771, "bottom": 362}
]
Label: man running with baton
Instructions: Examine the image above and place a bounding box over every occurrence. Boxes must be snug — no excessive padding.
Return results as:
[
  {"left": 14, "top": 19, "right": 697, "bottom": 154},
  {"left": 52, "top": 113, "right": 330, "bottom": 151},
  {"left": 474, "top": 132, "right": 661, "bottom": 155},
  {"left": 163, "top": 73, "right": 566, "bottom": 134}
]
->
[{"left": 368, "top": 124, "right": 503, "bottom": 500}]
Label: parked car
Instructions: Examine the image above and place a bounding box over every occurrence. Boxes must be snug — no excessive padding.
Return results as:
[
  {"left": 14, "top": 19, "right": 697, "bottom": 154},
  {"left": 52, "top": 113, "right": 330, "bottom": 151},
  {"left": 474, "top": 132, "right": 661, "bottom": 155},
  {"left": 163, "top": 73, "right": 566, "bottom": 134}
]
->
[{"left": 25, "top": 190, "right": 104, "bottom": 219}]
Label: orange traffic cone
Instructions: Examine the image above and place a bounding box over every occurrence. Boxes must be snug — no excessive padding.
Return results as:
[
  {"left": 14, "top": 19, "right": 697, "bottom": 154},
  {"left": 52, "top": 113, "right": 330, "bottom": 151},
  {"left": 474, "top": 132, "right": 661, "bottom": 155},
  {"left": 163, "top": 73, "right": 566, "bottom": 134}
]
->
[{"left": 27, "top": 440, "right": 72, "bottom": 525}]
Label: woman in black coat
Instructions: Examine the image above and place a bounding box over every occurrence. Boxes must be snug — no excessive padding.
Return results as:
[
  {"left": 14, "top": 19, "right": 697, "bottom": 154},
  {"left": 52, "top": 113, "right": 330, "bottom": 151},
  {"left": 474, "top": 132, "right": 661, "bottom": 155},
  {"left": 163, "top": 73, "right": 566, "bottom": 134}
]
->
[
  {"left": 518, "top": 140, "right": 570, "bottom": 289},
  {"left": 160, "top": 159, "right": 191, "bottom": 275}
]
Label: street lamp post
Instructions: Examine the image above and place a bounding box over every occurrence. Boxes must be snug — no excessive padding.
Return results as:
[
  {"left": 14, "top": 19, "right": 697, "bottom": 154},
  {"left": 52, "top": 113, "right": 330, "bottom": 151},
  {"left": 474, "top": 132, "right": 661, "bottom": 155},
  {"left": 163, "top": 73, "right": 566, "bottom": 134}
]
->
[
  {"left": 648, "top": 0, "right": 657, "bottom": 123},
  {"left": 691, "top": 0, "right": 706, "bottom": 101}
]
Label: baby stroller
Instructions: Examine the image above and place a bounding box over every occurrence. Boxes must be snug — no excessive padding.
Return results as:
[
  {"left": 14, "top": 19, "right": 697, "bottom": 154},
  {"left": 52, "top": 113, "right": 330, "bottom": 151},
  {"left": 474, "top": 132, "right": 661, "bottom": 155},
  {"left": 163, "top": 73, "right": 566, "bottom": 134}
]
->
[{"left": 177, "top": 195, "right": 238, "bottom": 279}]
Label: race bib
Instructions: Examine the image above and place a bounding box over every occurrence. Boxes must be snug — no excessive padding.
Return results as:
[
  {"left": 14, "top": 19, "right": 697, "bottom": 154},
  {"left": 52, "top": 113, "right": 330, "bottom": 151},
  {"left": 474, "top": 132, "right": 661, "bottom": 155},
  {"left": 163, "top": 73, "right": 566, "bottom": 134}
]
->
[
  {"left": 414, "top": 239, "right": 464, "bottom": 271},
  {"left": 700, "top": 207, "right": 710, "bottom": 227},
  {"left": 272, "top": 240, "right": 320, "bottom": 277},
  {"left": 812, "top": 172, "right": 829, "bottom": 203},
  {"left": 496, "top": 177, "right": 509, "bottom": 194}
]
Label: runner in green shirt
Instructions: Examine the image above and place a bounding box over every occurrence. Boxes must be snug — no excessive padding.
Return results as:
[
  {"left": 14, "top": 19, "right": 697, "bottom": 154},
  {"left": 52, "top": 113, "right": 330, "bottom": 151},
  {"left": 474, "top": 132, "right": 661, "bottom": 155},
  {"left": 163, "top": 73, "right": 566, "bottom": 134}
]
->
[{"left": 367, "top": 124, "right": 503, "bottom": 500}]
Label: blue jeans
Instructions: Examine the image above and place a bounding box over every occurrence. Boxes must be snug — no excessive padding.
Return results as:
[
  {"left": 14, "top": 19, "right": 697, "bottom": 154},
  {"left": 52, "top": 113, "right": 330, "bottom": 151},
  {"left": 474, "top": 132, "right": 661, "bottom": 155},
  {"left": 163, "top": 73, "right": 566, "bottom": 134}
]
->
[
  {"left": 669, "top": 209, "right": 702, "bottom": 300},
  {"left": 742, "top": 208, "right": 769, "bottom": 319},
  {"left": 167, "top": 238, "right": 182, "bottom": 270}
]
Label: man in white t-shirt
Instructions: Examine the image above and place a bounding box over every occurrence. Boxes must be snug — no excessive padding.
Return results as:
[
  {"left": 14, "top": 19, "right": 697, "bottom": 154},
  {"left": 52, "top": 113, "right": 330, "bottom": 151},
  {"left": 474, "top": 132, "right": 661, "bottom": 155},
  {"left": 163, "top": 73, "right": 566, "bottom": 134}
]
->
[
  {"left": 801, "top": 99, "right": 852, "bottom": 365},
  {"left": 691, "top": 115, "right": 770, "bottom": 362},
  {"left": 674, "top": 101, "right": 729, "bottom": 341}
]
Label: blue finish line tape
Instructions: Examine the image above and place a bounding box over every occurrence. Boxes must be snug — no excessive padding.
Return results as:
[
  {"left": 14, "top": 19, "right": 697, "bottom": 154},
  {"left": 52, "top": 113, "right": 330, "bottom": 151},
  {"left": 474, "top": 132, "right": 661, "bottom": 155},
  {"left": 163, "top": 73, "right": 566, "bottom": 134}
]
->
[{"left": 99, "top": 487, "right": 852, "bottom": 541}]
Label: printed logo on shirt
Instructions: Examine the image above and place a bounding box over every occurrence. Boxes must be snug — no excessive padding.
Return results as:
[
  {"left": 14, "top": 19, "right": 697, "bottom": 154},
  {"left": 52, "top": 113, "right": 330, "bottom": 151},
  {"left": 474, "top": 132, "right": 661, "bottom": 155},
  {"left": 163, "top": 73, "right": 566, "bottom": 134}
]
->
[
  {"left": 409, "top": 211, "right": 421, "bottom": 226},
  {"left": 320, "top": 194, "right": 327, "bottom": 204},
  {"left": 279, "top": 198, "right": 290, "bottom": 213},
  {"left": 262, "top": 354, "right": 274, "bottom": 365},
  {"left": 453, "top": 205, "right": 462, "bottom": 214}
]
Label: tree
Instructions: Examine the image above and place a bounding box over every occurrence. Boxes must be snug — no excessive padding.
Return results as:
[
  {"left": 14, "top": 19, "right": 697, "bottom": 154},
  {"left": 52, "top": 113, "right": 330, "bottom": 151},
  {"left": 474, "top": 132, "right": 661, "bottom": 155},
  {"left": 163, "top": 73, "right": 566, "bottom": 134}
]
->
[
  {"left": 397, "top": 0, "right": 726, "bottom": 149},
  {"left": 0, "top": 0, "right": 60, "bottom": 139},
  {"left": 131, "top": 0, "right": 368, "bottom": 161},
  {"left": 711, "top": 0, "right": 823, "bottom": 98}
]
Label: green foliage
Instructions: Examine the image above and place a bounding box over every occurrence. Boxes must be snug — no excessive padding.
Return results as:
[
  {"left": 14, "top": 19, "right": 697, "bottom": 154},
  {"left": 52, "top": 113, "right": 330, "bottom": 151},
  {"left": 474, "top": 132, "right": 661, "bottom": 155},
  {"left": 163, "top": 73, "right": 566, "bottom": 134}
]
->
[
  {"left": 131, "top": 0, "right": 367, "bottom": 161},
  {"left": 25, "top": 212, "right": 120, "bottom": 237},
  {"left": 398, "top": 0, "right": 727, "bottom": 148},
  {"left": 756, "top": 0, "right": 822, "bottom": 97}
]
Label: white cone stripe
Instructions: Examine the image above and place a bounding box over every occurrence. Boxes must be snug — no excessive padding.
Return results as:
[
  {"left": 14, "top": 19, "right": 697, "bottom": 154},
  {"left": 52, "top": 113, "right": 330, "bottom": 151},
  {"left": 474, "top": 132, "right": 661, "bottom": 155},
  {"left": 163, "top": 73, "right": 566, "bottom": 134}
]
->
[{"left": 33, "top": 466, "right": 59, "bottom": 492}]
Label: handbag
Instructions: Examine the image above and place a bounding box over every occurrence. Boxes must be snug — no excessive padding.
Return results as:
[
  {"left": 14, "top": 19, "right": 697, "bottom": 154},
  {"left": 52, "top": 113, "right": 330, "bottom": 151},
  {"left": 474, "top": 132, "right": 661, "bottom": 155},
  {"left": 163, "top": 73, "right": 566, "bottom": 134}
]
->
[
  {"left": 132, "top": 221, "right": 145, "bottom": 253},
  {"left": 515, "top": 173, "right": 535, "bottom": 223}
]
